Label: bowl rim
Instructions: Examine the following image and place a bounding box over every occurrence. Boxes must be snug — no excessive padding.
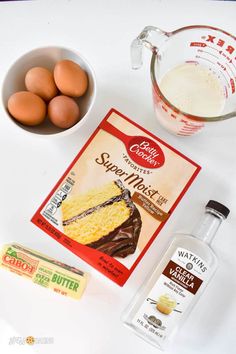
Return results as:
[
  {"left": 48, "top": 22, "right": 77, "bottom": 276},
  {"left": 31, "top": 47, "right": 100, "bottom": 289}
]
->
[{"left": 1, "top": 45, "right": 97, "bottom": 138}]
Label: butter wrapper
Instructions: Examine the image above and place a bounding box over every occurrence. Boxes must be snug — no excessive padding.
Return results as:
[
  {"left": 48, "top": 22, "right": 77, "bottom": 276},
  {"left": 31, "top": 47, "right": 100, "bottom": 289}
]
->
[{"left": 0, "top": 243, "right": 87, "bottom": 300}]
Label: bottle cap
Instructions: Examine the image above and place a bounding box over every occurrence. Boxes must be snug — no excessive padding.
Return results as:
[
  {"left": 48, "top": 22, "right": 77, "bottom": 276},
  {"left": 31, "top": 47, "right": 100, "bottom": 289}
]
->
[{"left": 206, "top": 200, "right": 230, "bottom": 219}]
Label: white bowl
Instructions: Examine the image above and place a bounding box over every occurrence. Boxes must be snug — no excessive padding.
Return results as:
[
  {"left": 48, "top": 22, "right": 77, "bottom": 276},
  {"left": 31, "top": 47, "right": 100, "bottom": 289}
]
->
[{"left": 2, "top": 46, "right": 96, "bottom": 137}]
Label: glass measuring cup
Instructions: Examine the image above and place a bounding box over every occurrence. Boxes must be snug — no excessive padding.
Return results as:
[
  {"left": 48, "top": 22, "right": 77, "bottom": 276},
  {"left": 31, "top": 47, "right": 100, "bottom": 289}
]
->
[{"left": 131, "top": 25, "right": 236, "bottom": 136}]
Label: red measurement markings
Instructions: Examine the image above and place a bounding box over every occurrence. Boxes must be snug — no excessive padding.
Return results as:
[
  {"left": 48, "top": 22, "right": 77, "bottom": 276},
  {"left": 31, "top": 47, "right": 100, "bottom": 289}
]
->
[
  {"left": 181, "top": 125, "right": 203, "bottom": 130},
  {"left": 207, "top": 45, "right": 219, "bottom": 52},
  {"left": 178, "top": 125, "right": 203, "bottom": 136},
  {"left": 218, "top": 69, "right": 230, "bottom": 88},
  {"left": 226, "top": 62, "right": 236, "bottom": 77},
  {"left": 197, "top": 49, "right": 219, "bottom": 59},
  {"left": 219, "top": 50, "right": 232, "bottom": 62},
  {"left": 185, "top": 60, "right": 199, "bottom": 65},
  {"left": 178, "top": 128, "right": 202, "bottom": 136},
  {"left": 177, "top": 133, "right": 192, "bottom": 136},
  {"left": 161, "top": 105, "right": 168, "bottom": 112},
  {"left": 217, "top": 61, "right": 226, "bottom": 71},
  {"left": 195, "top": 55, "right": 216, "bottom": 65},
  {"left": 179, "top": 120, "right": 204, "bottom": 133},
  {"left": 217, "top": 62, "right": 232, "bottom": 79},
  {"left": 181, "top": 127, "right": 203, "bottom": 133},
  {"left": 230, "top": 78, "right": 235, "bottom": 93},
  {"left": 230, "top": 60, "right": 236, "bottom": 72},
  {"left": 190, "top": 42, "right": 207, "bottom": 47},
  {"left": 224, "top": 85, "right": 229, "bottom": 99},
  {"left": 218, "top": 50, "right": 236, "bottom": 77}
]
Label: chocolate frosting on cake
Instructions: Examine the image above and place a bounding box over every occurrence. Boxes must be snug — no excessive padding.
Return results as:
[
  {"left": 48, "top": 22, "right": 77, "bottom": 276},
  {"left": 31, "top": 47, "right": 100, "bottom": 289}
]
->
[
  {"left": 85, "top": 189, "right": 142, "bottom": 258},
  {"left": 63, "top": 180, "right": 142, "bottom": 258},
  {"left": 87, "top": 206, "right": 142, "bottom": 258}
]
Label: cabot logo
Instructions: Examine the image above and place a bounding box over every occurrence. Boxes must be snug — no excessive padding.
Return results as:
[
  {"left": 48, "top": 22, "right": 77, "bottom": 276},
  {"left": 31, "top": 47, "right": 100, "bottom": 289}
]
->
[
  {"left": 127, "top": 136, "right": 165, "bottom": 169},
  {"left": 3, "top": 254, "right": 36, "bottom": 273},
  {"left": 2, "top": 247, "right": 38, "bottom": 274}
]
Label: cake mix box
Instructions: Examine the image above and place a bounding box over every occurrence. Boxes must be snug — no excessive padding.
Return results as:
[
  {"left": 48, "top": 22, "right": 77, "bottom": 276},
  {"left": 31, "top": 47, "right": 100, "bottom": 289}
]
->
[{"left": 32, "top": 109, "right": 201, "bottom": 286}]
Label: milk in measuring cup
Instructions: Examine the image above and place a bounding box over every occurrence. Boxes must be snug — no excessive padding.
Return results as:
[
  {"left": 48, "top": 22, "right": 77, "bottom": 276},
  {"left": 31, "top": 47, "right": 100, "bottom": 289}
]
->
[{"left": 159, "top": 63, "right": 225, "bottom": 117}]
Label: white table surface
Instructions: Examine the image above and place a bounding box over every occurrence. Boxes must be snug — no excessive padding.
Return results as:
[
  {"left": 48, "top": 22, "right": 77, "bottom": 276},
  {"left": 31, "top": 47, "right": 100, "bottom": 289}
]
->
[{"left": 0, "top": 0, "right": 236, "bottom": 353}]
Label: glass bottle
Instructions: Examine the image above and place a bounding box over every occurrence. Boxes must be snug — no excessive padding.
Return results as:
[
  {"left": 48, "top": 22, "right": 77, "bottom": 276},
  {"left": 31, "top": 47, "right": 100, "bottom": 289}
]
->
[{"left": 122, "top": 200, "right": 230, "bottom": 350}]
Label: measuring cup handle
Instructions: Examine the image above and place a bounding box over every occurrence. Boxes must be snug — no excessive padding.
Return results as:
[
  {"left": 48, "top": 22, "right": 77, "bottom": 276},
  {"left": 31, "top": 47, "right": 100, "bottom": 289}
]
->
[{"left": 131, "top": 26, "right": 169, "bottom": 69}]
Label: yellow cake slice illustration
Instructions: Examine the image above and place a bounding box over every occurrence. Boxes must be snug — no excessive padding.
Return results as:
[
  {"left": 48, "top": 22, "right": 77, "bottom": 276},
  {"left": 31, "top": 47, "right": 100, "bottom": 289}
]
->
[
  {"left": 61, "top": 180, "right": 142, "bottom": 258},
  {"left": 156, "top": 294, "right": 177, "bottom": 315}
]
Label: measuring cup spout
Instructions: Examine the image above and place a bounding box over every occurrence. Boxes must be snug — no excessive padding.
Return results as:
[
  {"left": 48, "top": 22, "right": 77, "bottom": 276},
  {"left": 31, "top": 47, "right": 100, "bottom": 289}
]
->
[{"left": 131, "top": 26, "right": 169, "bottom": 69}]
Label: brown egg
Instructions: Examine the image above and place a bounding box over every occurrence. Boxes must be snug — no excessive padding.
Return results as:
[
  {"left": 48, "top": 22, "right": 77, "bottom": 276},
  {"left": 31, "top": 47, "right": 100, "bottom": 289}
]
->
[
  {"left": 54, "top": 60, "right": 88, "bottom": 97},
  {"left": 7, "top": 91, "right": 46, "bottom": 126},
  {"left": 48, "top": 95, "right": 80, "bottom": 129},
  {"left": 25, "top": 67, "right": 58, "bottom": 101}
]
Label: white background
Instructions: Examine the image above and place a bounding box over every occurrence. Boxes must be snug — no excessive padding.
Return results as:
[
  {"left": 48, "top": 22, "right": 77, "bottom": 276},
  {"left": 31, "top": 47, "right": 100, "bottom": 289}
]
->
[{"left": 0, "top": 1, "right": 236, "bottom": 353}]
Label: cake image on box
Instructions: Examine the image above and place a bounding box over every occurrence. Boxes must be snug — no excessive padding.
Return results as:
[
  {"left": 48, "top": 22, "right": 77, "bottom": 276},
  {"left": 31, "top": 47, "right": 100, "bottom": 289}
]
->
[{"left": 61, "top": 180, "right": 142, "bottom": 258}]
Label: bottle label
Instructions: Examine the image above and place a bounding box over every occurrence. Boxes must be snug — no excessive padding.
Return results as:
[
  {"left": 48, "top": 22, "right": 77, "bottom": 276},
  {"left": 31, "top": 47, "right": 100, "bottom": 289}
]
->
[{"left": 132, "top": 247, "right": 210, "bottom": 343}]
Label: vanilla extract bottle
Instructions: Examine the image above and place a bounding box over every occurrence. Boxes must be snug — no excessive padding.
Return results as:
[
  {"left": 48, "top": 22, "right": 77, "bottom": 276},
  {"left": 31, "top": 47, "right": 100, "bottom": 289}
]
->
[{"left": 122, "top": 200, "right": 230, "bottom": 350}]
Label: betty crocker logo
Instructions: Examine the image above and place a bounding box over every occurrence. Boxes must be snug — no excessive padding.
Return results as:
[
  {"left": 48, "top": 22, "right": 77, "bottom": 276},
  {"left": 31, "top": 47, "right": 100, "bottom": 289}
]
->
[
  {"left": 127, "top": 136, "right": 165, "bottom": 168},
  {"left": 101, "top": 121, "right": 165, "bottom": 169}
]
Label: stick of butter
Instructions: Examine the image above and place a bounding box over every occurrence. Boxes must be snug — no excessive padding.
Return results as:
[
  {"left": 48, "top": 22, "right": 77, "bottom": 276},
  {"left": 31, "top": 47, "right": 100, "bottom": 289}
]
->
[{"left": 0, "top": 243, "right": 88, "bottom": 300}]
